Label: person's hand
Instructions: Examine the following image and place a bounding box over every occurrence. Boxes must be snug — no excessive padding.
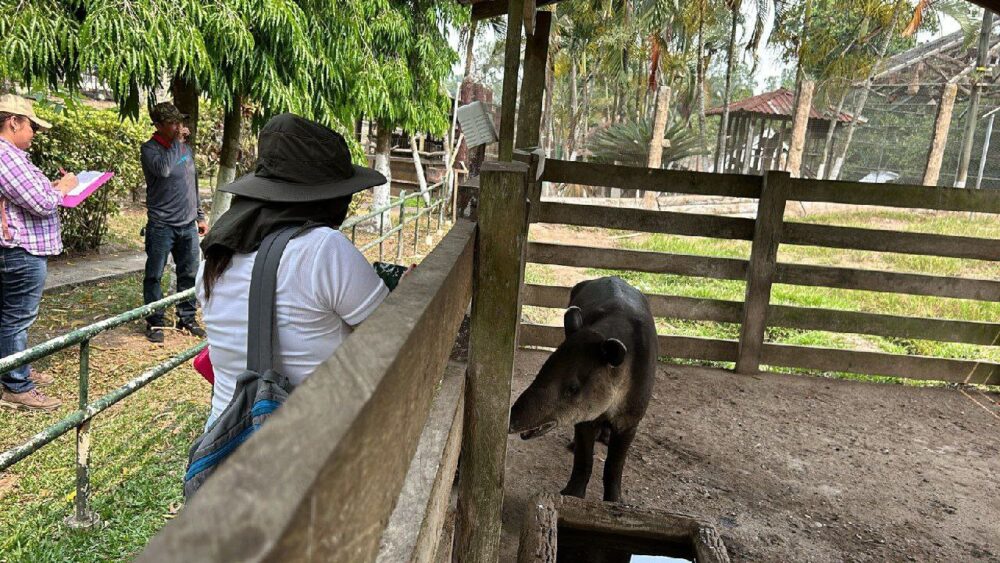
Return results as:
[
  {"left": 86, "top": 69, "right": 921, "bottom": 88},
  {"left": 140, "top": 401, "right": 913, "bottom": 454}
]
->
[
  {"left": 197, "top": 220, "right": 209, "bottom": 236},
  {"left": 179, "top": 125, "right": 190, "bottom": 142},
  {"left": 53, "top": 173, "right": 78, "bottom": 195}
]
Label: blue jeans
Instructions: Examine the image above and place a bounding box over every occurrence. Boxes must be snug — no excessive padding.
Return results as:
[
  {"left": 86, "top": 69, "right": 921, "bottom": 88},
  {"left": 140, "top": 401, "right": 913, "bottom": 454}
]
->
[
  {"left": 144, "top": 220, "right": 199, "bottom": 327},
  {"left": 0, "top": 247, "right": 47, "bottom": 393}
]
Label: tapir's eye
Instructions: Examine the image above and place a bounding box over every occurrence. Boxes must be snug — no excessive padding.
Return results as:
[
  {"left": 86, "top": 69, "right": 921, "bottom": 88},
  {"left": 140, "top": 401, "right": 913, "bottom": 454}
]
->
[{"left": 563, "top": 382, "right": 581, "bottom": 398}]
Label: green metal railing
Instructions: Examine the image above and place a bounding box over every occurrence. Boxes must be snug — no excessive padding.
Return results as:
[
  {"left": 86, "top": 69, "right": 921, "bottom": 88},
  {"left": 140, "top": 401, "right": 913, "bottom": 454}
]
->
[
  {"left": 0, "top": 290, "right": 204, "bottom": 529},
  {"left": 0, "top": 181, "right": 453, "bottom": 529}
]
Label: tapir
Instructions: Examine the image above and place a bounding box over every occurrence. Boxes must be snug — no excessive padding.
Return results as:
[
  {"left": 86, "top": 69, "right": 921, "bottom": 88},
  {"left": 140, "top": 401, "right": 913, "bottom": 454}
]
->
[{"left": 509, "top": 276, "right": 657, "bottom": 502}]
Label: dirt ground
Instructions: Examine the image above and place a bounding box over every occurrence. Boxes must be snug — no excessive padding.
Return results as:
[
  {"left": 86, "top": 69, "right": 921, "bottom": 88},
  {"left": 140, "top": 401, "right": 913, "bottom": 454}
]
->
[{"left": 501, "top": 350, "right": 1000, "bottom": 562}]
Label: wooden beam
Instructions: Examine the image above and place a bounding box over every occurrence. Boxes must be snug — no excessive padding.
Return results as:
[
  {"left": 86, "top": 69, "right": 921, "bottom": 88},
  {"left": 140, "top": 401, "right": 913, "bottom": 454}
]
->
[
  {"left": 782, "top": 221, "right": 1000, "bottom": 261},
  {"left": 736, "top": 171, "right": 789, "bottom": 374},
  {"left": 788, "top": 177, "right": 1000, "bottom": 214},
  {"left": 526, "top": 242, "right": 749, "bottom": 281},
  {"left": 138, "top": 221, "right": 476, "bottom": 563},
  {"left": 456, "top": 161, "right": 530, "bottom": 562},
  {"left": 376, "top": 365, "right": 465, "bottom": 563},
  {"left": 775, "top": 262, "right": 1000, "bottom": 301},
  {"left": 924, "top": 83, "right": 959, "bottom": 187},
  {"left": 785, "top": 80, "right": 815, "bottom": 178},
  {"left": 515, "top": 10, "right": 551, "bottom": 150},
  {"left": 498, "top": 0, "right": 526, "bottom": 161},
  {"left": 540, "top": 159, "right": 763, "bottom": 198},
  {"left": 523, "top": 284, "right": 1000, "bottom": 346},
  {"left": 519, "top": 324, "right": 739, "bottom": 363},
  {"left": 532, "top": 201, "right": 756, "bottom": 239},
  {"left": 761, "top": 343, "right": 1000, "bottom": 386}
]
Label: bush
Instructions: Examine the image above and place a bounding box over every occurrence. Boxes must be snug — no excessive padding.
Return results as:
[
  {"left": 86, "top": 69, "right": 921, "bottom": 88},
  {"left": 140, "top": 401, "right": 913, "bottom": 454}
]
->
[{"left": 28, "top": 104, "right": 149, "bottom": 253}]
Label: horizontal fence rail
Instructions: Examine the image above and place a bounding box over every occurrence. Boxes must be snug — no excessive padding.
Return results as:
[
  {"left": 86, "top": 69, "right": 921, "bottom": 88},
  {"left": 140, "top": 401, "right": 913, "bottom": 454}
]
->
[{"left": 522, "top": 161, "right": 1000, "bottom": 386}]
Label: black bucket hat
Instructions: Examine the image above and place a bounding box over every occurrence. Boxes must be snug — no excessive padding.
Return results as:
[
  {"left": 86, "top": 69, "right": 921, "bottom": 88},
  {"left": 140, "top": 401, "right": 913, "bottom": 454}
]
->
[{"left": 221, "top": 113, "right": 386, "bottom": 203}]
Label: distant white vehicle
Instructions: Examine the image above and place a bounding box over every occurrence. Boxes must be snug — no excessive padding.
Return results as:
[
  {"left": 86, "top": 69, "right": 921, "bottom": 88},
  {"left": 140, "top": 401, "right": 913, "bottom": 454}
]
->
[{"left": 858, "top": 170, "right": 900, "bottom": 183}]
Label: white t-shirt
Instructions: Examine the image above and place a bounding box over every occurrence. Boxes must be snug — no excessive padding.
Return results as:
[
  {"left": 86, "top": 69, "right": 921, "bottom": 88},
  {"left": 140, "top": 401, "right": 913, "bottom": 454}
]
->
[{"left": 195, "top": 227, "right": 389, "bottom": 424}]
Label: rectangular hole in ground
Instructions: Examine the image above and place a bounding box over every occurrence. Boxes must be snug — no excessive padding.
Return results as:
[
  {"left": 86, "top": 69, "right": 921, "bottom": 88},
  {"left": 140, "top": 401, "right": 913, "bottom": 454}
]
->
[{"left": 557, "top": 526, "right": 696, "bottom": 563}]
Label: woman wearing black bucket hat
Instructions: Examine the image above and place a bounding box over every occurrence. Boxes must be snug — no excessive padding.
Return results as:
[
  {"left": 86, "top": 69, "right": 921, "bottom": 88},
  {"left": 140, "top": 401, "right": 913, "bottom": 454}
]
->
[{"left": 196, "top": 114, "right": 389, "bottom": 426}]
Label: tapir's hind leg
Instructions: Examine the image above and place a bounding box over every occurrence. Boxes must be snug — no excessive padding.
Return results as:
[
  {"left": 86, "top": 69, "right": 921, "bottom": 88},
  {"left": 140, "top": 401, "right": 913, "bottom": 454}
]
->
[
  {"left": 602, "top": 426, "right": 637, "bottom": 502},
  {"left": 562, "top": 421, "right": 599, "bottom": 498}
]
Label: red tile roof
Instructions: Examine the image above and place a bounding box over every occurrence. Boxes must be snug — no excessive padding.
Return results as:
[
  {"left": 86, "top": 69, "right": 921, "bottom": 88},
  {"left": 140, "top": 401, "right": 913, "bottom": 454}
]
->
[{"left": 707, "top": 87, "right": 855, "bottom": 122}]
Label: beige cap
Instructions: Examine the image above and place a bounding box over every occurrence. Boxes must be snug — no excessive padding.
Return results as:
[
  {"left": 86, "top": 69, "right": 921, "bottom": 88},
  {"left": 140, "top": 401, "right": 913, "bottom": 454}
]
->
[{"left": 0, "top": 94, "right": 52, "bottom": 130}]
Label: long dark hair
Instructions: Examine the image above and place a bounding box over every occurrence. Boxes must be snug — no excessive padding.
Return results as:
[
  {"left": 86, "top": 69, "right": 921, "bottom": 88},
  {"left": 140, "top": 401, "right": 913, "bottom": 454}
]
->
[{"left": 202, "top": 246, "right": 234, "bottom": 301}]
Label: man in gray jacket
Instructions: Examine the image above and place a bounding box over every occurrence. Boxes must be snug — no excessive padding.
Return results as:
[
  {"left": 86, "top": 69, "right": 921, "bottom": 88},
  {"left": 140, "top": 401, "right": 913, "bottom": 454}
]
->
[{"left": 140, "top": 102, "right": 209, "bottom": 343}]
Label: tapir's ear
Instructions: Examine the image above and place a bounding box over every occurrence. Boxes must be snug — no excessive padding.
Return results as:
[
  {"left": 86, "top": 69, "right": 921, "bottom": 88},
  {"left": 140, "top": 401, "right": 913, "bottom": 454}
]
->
[
  {"left": 601, "top": 338, "right": 628, "bottom": 367},
  {"left": 564, "top": 306, "right": 584, "bottom": 338}
]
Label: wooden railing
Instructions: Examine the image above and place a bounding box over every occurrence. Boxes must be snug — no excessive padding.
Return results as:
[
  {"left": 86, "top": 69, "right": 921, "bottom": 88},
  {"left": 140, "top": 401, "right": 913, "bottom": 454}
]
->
[
  {"left": 521, "top": 159, "right": 1000, "bottom": 386},
  {"left": 139, "top": 221, "right": 476, "bottom": 562}
]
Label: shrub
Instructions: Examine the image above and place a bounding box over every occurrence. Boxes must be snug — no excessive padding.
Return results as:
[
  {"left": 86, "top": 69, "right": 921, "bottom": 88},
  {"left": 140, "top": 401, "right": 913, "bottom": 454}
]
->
[{"left": 29, "top": 104, "right": 148, "bottom": 253}]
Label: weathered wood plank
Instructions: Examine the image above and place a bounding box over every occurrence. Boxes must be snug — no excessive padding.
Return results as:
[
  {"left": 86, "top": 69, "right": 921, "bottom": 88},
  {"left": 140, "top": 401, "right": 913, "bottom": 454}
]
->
[
  {"left": 519, "top": 324, "right": 739, "bottom": 363},
  {"left": 523, "top": 284, "right": 1000, "bottom": 345},
  {"left": 783, "top": 222, "right": 1000, "bottom": 261},
  {"left": 788, "top": 176, "right": 1000, "bottom": 214},
  {"left": 515, "top": 11, "right": 551, "bottom": 150},
  {"left": 457, "top": 162, "right": 531, "bottom": 562},
  {"left": 540, "top": 159, "right": 763, "bottom": 199},
  {"left": 138, "top": 221, "right": 476, "bottom": 563},
  {"left": 556, "top": 496, "right": 731, "bottom": 563},
  {"left": 527, "top": 243, "right": 749, "bottom": 281},
  {"left": 523, "top": 284, "right": 743, "bottom": 323},
  {"left": 923, "top": 83, "right": 959, "bottom": 186},
  {"left": 775, "top": 262, "right": 1000, "bottom": 301},
  {"left": 377, "top": 365, "right": 465, "bottom": 563},
  {"left": 737, "top": 171, "right": 789, "bottom": 374},
  {"left": 533, "top": 201, "right": 756, "bottom": 239},
  {"left": 498, "top": 0, "right": 525, "bottom": 161},
  {"left": 761, "top": 343, "right": 1000, "bottom": 386},
  {"left": 516, "top": 494, "right": 559, "bottom": 563}
]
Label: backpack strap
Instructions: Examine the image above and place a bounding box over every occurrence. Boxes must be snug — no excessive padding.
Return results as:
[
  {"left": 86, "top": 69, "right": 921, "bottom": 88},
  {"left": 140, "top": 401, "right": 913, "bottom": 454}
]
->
[{"left": 245, "top": 226, "right": 300, "bottom": 374}]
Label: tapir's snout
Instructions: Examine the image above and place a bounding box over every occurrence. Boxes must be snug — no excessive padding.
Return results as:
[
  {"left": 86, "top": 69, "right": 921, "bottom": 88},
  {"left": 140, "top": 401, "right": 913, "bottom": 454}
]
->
[{"left": 508, "top": 380, "right": 559, "bottom": 440}]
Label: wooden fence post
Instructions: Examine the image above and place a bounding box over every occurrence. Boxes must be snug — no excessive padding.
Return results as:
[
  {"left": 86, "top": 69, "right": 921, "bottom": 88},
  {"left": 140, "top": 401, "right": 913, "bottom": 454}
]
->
[
  {"left": 456, "top": 160, "right": 531, "bottom": 562},
  {"left": 736, "top": 171, "right": 788, "bottom": 374},
  {"left": 498, "top": 0, "right": 526, "bottom": 161},
  {"left": 515, "top": 10, "right": 551, "bottom": 150}
]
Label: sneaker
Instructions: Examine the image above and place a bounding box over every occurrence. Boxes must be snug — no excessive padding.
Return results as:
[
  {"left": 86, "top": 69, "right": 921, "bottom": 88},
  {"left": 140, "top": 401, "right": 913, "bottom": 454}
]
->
[
  {"left": 146, "top": 325, "right": 165, "bottom": 343},
  {"left": 28, "top": 369, "right": 54, "bottom": 386},
  {"left": 0, "top": 389, "right": 62, "bottom": 411},
  {"left": 176, "top": 319, "right": 206, "bottom": 338}
]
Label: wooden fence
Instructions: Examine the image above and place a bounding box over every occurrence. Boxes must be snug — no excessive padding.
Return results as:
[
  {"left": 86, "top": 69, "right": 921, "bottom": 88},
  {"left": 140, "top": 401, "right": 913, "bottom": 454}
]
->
[{"left": 520, "top": 159, "right": 1000, "bottom": 386}]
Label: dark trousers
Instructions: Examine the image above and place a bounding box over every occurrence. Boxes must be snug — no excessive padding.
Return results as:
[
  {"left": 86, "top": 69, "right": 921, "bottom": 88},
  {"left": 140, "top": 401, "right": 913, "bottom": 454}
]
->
[
  {"left": 144, "top": 220, "right": 199, "bottom": 327},
  {"left": 0, "top": 247, "right": 47, "bottom": 393}
]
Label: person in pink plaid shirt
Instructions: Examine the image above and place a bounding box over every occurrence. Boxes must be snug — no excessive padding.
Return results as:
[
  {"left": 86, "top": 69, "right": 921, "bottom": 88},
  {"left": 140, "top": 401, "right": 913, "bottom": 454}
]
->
[{"left": 0, "top": 95, "right": 78, "bottom": 411}]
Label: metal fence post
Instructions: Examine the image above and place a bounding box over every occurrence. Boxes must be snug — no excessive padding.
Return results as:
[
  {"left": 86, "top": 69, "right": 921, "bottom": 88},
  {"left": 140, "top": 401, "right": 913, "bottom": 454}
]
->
[
  {"left": 378, "top": 208, "right": 385, "bottom": 263},
  {"left": 413, "top": 195, "right": 421, "bottom": 256},
  {"left": 66, "top": 339, "right": 98, "bottom": 529},
  {"left": 396, "top": 191, "right": 407, "bottom": 263}
]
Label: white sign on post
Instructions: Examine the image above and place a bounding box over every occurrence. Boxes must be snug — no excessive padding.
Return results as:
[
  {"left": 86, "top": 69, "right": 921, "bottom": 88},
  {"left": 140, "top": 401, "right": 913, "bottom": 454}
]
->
[{"left": 456, "top": 101, "right": 499, "bottom": 149}]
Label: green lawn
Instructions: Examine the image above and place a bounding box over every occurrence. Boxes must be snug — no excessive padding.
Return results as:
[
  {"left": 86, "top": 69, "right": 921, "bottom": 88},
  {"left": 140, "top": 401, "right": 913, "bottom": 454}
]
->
[
  {"left": 524, "top": 210, "right": 1000, "bottom": 385},
  {"left": 0, "top": 275, "right": 209, "bottom": 563}
]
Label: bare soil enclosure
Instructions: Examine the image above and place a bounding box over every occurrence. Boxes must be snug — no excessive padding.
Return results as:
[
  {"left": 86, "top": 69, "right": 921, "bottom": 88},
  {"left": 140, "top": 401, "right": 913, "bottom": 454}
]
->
[{"left": 502, "top": 350, "right": 1000, "bottom": 562}]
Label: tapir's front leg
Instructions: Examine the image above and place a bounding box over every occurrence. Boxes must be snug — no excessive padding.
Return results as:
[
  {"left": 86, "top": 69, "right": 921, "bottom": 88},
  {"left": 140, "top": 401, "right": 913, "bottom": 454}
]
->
[
  {"left": 602, "top": 426, "right": 637, "bottom": 502},
  {"left": 562, "top": 421, "right": 598, "bottom": 498}
]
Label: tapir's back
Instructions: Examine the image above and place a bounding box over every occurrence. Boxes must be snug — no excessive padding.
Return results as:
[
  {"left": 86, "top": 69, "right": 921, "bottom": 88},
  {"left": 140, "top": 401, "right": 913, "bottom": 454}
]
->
[{"left": 568, "top": 276, "right": 652, "bottom": 325}]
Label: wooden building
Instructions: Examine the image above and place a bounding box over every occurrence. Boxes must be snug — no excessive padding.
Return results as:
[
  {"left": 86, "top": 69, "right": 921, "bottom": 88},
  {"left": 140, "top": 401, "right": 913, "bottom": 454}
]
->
[{"left": 707, "top": 87, "right": 856, "bottom": 177}]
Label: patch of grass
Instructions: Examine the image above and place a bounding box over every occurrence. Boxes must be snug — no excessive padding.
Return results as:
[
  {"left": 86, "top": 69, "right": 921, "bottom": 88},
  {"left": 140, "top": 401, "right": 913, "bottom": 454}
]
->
[{"left": 1, "top": 275, "right": 210, "bottom": 562}]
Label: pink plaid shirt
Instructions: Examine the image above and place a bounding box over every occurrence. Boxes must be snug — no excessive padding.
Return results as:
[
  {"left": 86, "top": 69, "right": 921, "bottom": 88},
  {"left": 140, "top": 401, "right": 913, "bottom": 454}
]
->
[{"left": 0, "top": 137, "right": 62, "bottom": 256}]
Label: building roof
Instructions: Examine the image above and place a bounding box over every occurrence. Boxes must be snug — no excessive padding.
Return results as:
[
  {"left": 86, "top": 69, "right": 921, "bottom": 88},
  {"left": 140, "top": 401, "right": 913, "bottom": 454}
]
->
[{"left": 706, "top": 88, "right": 855, "bottom": 122}]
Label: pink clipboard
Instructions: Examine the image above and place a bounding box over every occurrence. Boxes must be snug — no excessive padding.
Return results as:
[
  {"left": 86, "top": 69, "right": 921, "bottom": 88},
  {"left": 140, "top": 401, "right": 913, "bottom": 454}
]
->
[{"left": 60, "top": 171, "right": 114, "bottom": 208}]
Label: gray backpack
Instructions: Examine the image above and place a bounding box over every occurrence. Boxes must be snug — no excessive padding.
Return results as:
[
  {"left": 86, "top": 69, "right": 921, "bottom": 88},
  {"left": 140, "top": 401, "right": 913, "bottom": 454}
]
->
[{"left": 183, "top": 226, "right": 301, "bottom": 499}]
